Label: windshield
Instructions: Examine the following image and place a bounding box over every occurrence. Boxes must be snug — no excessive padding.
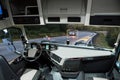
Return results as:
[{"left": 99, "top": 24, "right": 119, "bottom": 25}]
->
[
  {"left": 0, "top": 24, "right": 120, "bottom": 62},
  {"left": 24, "top": 24, "right": 120, "bottom": 49}
]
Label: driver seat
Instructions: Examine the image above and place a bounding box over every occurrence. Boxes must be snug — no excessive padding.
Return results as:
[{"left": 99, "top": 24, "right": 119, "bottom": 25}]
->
[{"left": 0, "top": 55, "right": 40, "bottom": 80}]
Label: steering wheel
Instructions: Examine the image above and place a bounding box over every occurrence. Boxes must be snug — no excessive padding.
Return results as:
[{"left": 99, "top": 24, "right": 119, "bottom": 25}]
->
[{"left": 23, "top": 42, "right": 42, "bottom": 62}]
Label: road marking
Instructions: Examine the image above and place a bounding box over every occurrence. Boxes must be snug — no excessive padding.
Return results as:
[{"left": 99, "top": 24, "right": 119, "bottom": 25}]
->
[{"left": 76, "top": 36, "right": 91, "bottom": 42}]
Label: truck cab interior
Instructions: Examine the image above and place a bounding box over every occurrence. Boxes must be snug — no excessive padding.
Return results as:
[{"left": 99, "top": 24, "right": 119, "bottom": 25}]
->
[{"left": 0, "top": 0, "right": 120, "bottom": 80}]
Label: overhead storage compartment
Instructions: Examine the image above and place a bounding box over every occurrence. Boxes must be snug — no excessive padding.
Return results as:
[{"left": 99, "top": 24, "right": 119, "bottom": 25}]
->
[
  {"left": 43, "top": 0, "right": 87, "bottom": 24},
  {"left": 9, "top": 0, "right": 41, "bottom": 25},
  {"left": 90, "top": 0, "right": 120, "bottom": 26}
]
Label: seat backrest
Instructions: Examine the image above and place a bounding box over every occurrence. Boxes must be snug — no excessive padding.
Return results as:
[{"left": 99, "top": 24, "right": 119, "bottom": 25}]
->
[{"left": 0, "top": 55, "right": 19, "bottom": 80}]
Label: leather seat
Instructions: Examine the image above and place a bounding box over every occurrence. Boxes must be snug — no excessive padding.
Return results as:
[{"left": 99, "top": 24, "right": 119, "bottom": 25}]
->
[
  {"left": 0, "top": 55, "right": 40, "bottom": 80},
  {"left": 20, "top": 69, "right": 40, "bottom": 80},
  {"left": 20, "top": 69, "right": 41, "bottom": 80},
  {"left": 21, "top": 70, "right": 37, "bottom": 80},
  {"left": 93, "top": 77, "right": 108, "bottom": 80}
]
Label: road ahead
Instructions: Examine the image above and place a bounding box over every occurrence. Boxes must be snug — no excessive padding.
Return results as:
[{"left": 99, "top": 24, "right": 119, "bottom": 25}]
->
[{"left": 0, "top": 31, "right": 97, "bottom": 61}]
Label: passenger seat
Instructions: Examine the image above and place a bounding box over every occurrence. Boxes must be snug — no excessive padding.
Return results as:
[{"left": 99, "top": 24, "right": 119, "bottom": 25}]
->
[
  {"left": 76, "top": 72, "right": 108, "bottom": 80},
  {"left": 21, "top": 69, "right": 41, "bottom": 80},
  {"left": 93, "top": 77, "right": 108, "bottom": 80},
  {"left": 0, "top": 55, "right": 40, "bottom": 80}
]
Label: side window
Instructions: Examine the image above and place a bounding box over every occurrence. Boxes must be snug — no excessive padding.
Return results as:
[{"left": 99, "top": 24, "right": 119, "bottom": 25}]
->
[
  {"left": 8, "top": 28, "right": 24, "bottom": 53},
  {"left": 0, "top": 27, "right": 24, "bottom": 62}
]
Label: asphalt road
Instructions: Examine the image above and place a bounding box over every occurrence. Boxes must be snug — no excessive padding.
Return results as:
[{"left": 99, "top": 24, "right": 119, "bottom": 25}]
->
[{"left": 0, "top": 31, "right": 97, "bottom": 61}]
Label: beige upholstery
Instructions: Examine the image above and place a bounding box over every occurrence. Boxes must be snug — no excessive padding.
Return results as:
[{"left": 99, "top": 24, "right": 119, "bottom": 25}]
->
[
  {"left": 20, "top": 69, "right": 37, "bottom": 80},
  {"left": 93, "top": 77, "right": 108, "bottom": 80}
]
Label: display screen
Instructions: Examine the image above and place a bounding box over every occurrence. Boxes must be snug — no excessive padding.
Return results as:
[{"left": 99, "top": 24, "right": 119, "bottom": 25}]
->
[{"left": 0, "top": 5, "right": 3, "bottom": 15}]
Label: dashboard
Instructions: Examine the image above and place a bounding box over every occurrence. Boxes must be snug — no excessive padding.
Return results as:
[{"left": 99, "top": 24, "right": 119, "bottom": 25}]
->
[
  {"left": 50, "top": 46, "right": 114, "bottom": 73},
  {"left": 51, "top": 46, "right": 113, "bottom": 66}
]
